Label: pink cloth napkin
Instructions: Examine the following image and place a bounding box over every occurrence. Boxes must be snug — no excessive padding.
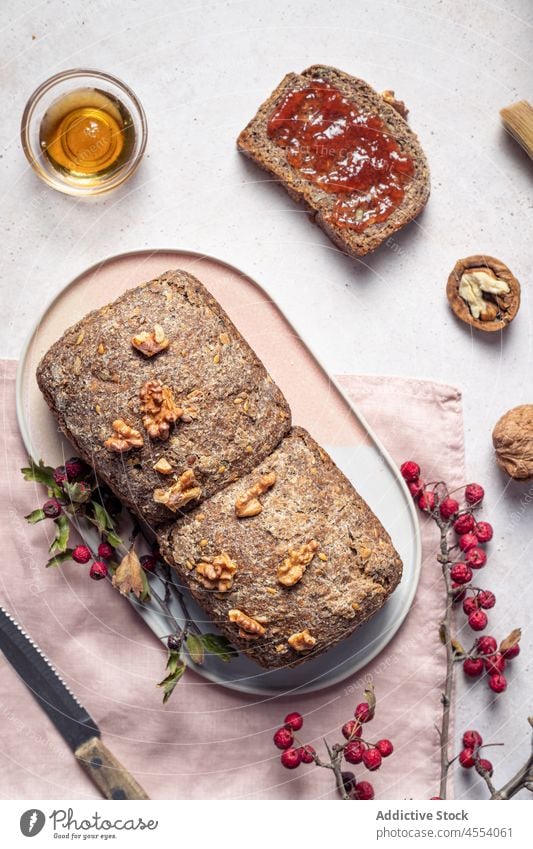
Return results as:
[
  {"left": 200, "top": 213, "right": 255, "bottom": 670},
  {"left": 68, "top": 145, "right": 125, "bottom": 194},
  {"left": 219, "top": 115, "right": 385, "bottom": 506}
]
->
[{"left": 0, "top": 360, "right": 465, "bottom": 800}]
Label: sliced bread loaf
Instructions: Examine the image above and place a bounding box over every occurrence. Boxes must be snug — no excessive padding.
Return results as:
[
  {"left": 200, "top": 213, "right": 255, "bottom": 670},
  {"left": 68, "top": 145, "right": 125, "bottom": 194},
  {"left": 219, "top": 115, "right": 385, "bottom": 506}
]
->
[{"left": 237, "top": 64, "right": 430, "bottom": 257}]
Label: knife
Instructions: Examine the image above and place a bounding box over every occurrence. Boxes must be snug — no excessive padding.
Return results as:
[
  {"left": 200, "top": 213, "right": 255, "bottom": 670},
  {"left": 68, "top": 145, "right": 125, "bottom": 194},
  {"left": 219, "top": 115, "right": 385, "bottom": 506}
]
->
[{"left": 0, "top": 605, "right": 149, "bottom": 800}]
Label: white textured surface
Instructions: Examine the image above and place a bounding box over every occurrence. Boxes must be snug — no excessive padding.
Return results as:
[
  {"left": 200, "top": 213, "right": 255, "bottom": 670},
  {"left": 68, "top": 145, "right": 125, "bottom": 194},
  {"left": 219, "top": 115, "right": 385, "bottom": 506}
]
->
[{"left": 1, "top": 0, "right": 532, "bottom": 799}]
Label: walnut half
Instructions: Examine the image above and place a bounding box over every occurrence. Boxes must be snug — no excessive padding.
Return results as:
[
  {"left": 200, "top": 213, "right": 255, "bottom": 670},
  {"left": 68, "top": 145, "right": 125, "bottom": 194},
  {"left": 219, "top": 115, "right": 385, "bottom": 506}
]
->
[
  {"left": 196, "top": 552, "right": 237, "bottom": 592},
  {"left": 131, "top": 324, "right": 169, "bottom": 357},
  {"left": 228, "top": 609, "right": 266, "bottom": 640},
  {"left": 140, "top": 379, "right": 182, "bottom": 440},
  {"left": 153, "top": 469, "right": 202, "bottom": 511},
  {"left": 288, "top": 629, "right": 317, "bottom": 652},
  {"left": 277, "top": 540, "right": 319, "bottom": 587},
  {"left": 104, "top": 419, "right": 144, "bottom": 452},
  {"left": 492, "top": 405, "right": 533, "bottom": 480},
  {"left": 235, "top": 471, "right": 277, "bottom": 518},
  {"left": 446, "top": 256, "right": 521, "bottom": 333}
]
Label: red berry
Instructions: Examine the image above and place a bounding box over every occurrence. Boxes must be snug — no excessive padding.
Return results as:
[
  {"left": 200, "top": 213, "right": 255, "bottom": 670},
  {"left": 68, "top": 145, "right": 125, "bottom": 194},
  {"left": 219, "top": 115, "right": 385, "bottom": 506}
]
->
[
  {"left": 501, "top": 643, "right": 520, "bottom": 660},
  {"left": 65, "top": 457, "right": 89, "bottom": 481},
  {"left": 440, "top": 497, "right": 459, "bottom": 520},
  {"left": 273, "top": 727, "right": 293, "bottom": 750},
  {"left": 72, "top": 545, "right": 91, "bottom": 564},
  {"left": 468, "top": 610, "right": 488, "bottom": 631},
  {"left": 465, "top": 483, "right": 484, "bottom": 505},
  {"left": 474, "top": 521, "right": 493, "bottom": 543},
  {"left": 476, "top": 635, "right": 498, "bottom": 655},
  {"left": 43, "top": 498, "right": 62, "bottom": 518},
  {"left": 478, "top": 758, "right": 493, "bottom": 776},
  {"left": 451, "top": 582, "right": 467, "bottom": 603},
  {"left": 53, "top": 466, "right": 67, "bottom": 487},
  {"left": 459, "top": 532, "right": 478, "bottom": 552},
  {"left": 462, "top": 730, "right": 483, "bottom": 749},
  {"left": 140, "top": 555, "right": 158, "bottom": 572},
  {"left": 454, "top": 513, "right": 476, "bottom": 534},
  {"left": 477, "top": 590, "right": 496, "bottom": 609},
  {"left": 459, "top": 748, "right": 476, "bottom": 768},
  {"left": 450, "top": 563, "right": 473, "bottom": 585},
  {"left": 418, "top": 491, "right": 435, "bottom": 512},
  {"left": 97, "top": 542, "right": 114, "bottom": 560},
  {"left": 489, "top": 674, "right": 507, "bottom": 693},
  {"left": 299, "top": 745, "right": 316, "bottom": 764},
  {"left": 354, "top": 703, "right": 371, "bottom": 723},
  {"left": 463, "top": 657, "right": 484, "bottom": 677},
  {"left": 485, "top": 654, "right": 506, "bottom": 675},
  {"left": 352, "top": 780, "right": 374, "bottom": 800},
  {"left": 342, "top": 720, "right": 362, "bottom": 740},
  {"left": 280, "top": 747, "right": 301, "bottom": 769},
  {"left": 284, "top": 711, "right": 303, "bottom": 731},
  {"left": 362, "top": 747, "right": 382, "bottom": 771},
  {"left": 429, "top": 796, "right": 442, "bottom": 800},
  {"left": 89, "top": 561, "right": 108, "bottom": 580},
  {"left": 344, "top": 741, "right": 365, "bottom": 764},
  {"left": 462, "top": 596, "right": 478, "bottom": 616},
  {"left": 408, "top": 479, "right": 425, "bottom": 498},
  {"left": 376, "top": 739, "right": 394, "bottom": 757},
  {"left": 401, "top": 461, "right": 420, "bottom": 482},
  {"left": 466, "top": 547, "right": 487, "bottom": 569}
]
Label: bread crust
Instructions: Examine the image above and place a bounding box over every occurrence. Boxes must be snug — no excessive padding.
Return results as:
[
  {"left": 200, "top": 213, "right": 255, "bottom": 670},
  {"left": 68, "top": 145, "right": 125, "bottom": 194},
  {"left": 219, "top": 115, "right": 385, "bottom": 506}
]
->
[
  {"left": 158, "top": 427, "right": 403, "bottom": 668},
  {"left": 237, "top": 65, "right": 431, "bottom": 257}
]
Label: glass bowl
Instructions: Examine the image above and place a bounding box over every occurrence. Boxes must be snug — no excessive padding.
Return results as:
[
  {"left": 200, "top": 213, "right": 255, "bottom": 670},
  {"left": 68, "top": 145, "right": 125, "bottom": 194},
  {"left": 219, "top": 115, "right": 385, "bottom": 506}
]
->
[{"left": 21, "top": 69, "right": 147, "bottom": 197}]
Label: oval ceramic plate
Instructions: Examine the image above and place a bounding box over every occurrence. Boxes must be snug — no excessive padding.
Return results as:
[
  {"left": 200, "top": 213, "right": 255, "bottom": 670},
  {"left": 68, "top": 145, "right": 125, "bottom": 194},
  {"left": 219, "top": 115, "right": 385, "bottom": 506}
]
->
[{"left": 17, "top": 249, "right": 421, "bottom": 696}]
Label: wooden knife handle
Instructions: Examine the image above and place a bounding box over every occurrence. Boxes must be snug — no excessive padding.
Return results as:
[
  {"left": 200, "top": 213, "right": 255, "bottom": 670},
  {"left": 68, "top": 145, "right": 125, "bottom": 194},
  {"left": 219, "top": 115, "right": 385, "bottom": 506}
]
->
[{"left": 74, "top": 736, "right": 150, "bottom": 800}]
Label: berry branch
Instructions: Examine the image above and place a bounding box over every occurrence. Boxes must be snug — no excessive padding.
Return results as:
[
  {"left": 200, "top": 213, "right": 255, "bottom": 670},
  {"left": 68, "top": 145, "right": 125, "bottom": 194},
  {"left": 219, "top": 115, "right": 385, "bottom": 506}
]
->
[
  {"left": 272, "top": 685, "right": 393, "bottom": 800},
  {"left": 401, "top": 461, "right": 525, "bottom": 800},
  {"left": 21, "top": 456, "right": 236, "bottom": 701}
]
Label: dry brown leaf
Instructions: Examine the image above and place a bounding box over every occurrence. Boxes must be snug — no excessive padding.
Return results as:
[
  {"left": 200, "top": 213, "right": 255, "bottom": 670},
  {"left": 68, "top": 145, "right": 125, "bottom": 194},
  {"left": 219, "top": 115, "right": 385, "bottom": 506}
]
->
[{"left": 112, "top": 548, "right": 148, "bottom": 599}]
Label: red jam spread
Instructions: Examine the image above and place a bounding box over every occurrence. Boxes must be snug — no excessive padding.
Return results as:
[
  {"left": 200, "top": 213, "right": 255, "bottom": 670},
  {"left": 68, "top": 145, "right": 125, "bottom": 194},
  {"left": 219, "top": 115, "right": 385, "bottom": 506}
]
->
[{"left": 267, "top": 79, "right": 414, "bottom": 232}]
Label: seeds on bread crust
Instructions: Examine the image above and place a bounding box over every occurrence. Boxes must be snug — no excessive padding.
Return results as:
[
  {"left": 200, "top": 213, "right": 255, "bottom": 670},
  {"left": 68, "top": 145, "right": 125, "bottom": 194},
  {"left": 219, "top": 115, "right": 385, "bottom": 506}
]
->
[{"left": 446, "top": 256, "right": 520, "bottom": 332}]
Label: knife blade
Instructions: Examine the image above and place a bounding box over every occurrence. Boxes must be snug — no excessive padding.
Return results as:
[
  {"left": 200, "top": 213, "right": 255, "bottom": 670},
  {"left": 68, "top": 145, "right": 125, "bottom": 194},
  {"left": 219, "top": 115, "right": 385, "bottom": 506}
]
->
[{"left": 0, "top": 605, "right": 149, "bottom": 800}]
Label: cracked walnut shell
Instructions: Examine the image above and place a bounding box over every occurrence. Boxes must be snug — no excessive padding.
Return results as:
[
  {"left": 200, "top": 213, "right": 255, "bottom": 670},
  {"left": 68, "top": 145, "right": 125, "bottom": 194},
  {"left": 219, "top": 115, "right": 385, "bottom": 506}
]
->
[
  {"left": 104, "top": 419, "right": 144, "bottom": 452},
  {"left": 235, "top": 471, "right": 277, "bottom": 517},
  {"left": 153, "top": 469, "right": 202, "bottom": 511},
  {"left": 196, "top": 552, "right": 238, "bottom": 592},
  {"left": 140, "top": 379, "right": 182, "bottom": 440},
  {"left": 492, "top": 405, "right": 533, "bottom": 480},
  {"left": 131, "top": 324, "right": 169, "bottom": 356},
  {"left": 288, "top": 629, "right": 317, "bottom": 652},
  {"left": 277, "top": 539, "right": 319, "bottom": 587},
  {"left": 228, "top": 609, "right": 266, "bottom": 640},
  {"left": 446, "top": 256, "right": 520, "bottom": 333}
]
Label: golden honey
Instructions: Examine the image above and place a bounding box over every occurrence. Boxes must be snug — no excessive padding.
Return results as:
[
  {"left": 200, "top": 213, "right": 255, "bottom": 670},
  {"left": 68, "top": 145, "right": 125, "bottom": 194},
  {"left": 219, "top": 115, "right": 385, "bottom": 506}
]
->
[{"left": 39, "top": 87, "right": 135, "bottom": 183}]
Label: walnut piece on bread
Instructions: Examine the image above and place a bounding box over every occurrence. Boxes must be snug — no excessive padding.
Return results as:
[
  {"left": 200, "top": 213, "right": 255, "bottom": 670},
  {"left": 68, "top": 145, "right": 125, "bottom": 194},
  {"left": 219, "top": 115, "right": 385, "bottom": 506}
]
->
[
  {"left": 277, "top": 540, "right": 319, "bottom": 587},
  {"left": 140, "top": 379, "right": 182, "bottom": 440},
  {"left": 288, "top": 629, "right": 317, "bottom": 652},
  {"left": 235, "top": 471, "right": 277, "bottom": 517},
  {"left": 228, "top": 609, "right": 266, "bottom": 640},
  {"left": 196, "top": 552, "right": 238, "bottom": 592},
  {"left": 104, "top": 419, "right": 144, "bottom": 452},
  {"left": 153, "top": 469, "right": 202, "bottom": 511},
  {"left": 131, "top": 324, "right": 169, "bottom": 356}
]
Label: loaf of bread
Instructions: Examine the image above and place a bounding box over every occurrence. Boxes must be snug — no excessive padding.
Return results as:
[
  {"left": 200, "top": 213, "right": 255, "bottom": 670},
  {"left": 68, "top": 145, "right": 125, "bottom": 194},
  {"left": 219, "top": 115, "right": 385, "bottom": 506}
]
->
[
  {"left": 37, "top": 270, "right": 291, "bottom": 528},
  {"left": 237, "top": 65, "right": 430, "bottom": 257},
  {"left": 158, "top": 427, "right": 402, "bottom": 668},
  {"left": 37, "top": 270, "right": 402, "bottom": 668}
]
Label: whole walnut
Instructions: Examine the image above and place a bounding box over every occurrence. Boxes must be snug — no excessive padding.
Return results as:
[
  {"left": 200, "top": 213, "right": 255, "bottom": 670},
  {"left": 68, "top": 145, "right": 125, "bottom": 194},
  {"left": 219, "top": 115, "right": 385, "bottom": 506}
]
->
[{"left": 492, "top": 405, "right": 533, "bottom": 480}]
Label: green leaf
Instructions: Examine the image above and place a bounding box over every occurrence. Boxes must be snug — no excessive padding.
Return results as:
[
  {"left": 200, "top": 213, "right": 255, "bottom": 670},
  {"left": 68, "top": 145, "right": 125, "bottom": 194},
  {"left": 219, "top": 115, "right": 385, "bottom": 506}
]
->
[
  {"left": 21, "top": 458, "right": 62, "bottom": 497},
  {"left": 24, "top": 508, "right": 46, "bottom": 524},
  {"left": 105, "top": 528, "right": 123, "bottom": 548},
  {"left": 46, "top": 550, "right": 74, "bottom": 568},
  {"left": 158, "top": 650, "right": 186, "bottom": 703},
  {"left": 186, "top": 634, "right": 205, "bottom": 665},
  {"left": 89, "top": 501, "right": 123, "bottom": 547},
  {"left": 48, "top": 514, "right": 70, "bottom": 555},
  {"left": 63, "top": 481, "right": 91, "bottom": 504},
  {"left": 200, "top": 633, "right": 237, "bottom": 663}
]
